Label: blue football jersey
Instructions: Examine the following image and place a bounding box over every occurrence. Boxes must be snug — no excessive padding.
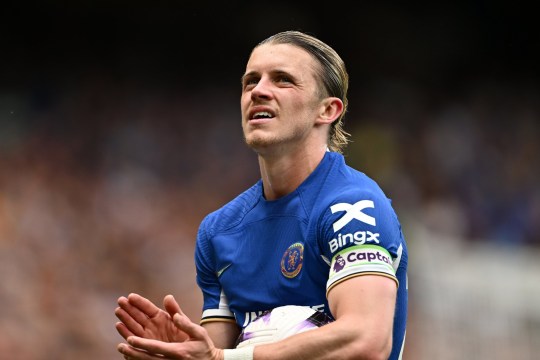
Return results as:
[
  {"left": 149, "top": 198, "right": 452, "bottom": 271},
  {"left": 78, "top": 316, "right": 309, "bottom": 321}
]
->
[{"left": 195, "top": 151, "right": 408, "bottom": 359}]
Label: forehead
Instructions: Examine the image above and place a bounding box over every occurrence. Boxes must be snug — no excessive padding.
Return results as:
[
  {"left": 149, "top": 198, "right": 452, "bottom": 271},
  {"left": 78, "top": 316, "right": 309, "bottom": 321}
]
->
[{"left": 245, "top": 43, "right": 318, "bottom": 76}]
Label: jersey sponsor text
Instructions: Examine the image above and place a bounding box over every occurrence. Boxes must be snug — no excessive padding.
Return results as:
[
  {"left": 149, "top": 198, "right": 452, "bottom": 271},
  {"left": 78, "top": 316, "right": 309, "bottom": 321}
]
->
[{"left": 329, "top": 230, "right": 380, "bottom": 252}]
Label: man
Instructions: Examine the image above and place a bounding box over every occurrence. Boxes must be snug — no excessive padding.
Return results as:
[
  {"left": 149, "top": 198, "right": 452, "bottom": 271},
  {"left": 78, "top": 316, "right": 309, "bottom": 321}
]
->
[{"left": 115, "top": 30, "right": 408, "bottom": 360}]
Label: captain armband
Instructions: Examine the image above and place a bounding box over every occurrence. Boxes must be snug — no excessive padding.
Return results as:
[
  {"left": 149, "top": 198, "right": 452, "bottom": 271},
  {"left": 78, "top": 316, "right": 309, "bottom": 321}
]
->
[{"left": 326, "top": 244, "right": 398, "bottom": 293}]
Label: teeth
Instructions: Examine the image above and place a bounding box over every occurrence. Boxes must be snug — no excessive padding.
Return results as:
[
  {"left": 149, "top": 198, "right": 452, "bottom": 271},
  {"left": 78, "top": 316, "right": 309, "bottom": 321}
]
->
[{"left": 254, "top": 111, "right": 272, "bottom": 118}]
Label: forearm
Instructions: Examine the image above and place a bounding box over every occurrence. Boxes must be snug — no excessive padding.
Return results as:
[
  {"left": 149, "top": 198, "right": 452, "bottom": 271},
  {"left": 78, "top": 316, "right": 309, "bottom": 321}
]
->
[
  {"left": 251, "top": 319, "right": 390, "bottom": 360},
  {"left": 204, "top": 321, "right": 241, "bottom": 349}
]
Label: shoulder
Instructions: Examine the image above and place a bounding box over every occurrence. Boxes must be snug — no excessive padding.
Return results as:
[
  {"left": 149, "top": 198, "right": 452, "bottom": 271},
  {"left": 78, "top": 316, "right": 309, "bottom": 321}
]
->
[
  {"left": 199, "top": 181, "right": 262, "bottom": 237},
  {"left": 316, "top": 154, "right": 405, "bottom": 254},
  {"left": 318, "top": 152, "right": 393, "bottom": 213}
]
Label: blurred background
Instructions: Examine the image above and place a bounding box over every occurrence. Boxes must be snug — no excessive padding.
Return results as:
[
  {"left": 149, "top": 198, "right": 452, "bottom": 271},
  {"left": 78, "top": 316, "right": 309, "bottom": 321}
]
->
[{"left": 1, "top": 1, "right": 539, "bottom": 359}]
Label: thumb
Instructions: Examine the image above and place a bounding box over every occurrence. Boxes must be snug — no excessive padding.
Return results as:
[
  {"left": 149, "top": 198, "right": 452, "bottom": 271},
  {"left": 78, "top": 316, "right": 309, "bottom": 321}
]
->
[
  {"left": 163, "top": 294, "right": 181, "bottom": 317},
  {"left": 173, "top": 312, "right": 207, "bottom": 340}
]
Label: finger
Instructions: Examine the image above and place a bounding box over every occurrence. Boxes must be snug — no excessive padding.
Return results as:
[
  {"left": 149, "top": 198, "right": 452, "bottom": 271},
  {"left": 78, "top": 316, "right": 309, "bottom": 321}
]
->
[
  {"left": 115, "top": 321, "right": 135, "bottom": 340},
  {"left": 173, "top": 312, "right": 206, "bottom": 340},
  {"left": 118, "top": 296, "right": 152, "bottom": 328},
  {"left": 128, "top": 293, "right": 161, "bottom": 319},
  {"left": 115, "top": 305, "right": 145, "bottom": 336},
  {"left": 126, "top": 336, "right": 181, "bottom": 358},
  {"left": 163, "top": 295, "right": 181, "bottom": 318},
  {"left": 117, "top": 342, "right": 160, "bottom": 360}
]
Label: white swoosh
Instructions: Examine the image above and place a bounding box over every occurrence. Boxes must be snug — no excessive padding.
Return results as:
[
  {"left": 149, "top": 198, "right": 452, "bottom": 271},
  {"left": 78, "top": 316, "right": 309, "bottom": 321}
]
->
[{"left": 217, "top": 264, "right": 232, "bottom": 277}]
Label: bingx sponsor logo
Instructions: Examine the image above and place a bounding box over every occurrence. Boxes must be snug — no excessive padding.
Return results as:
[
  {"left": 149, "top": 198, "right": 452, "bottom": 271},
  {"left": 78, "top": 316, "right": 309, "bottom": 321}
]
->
[
  {"left": 329, "top": 200, "right": 380, "bottom": 253},
  {"left": 330, "top": 200, "right": 376, "bottom": 232}
]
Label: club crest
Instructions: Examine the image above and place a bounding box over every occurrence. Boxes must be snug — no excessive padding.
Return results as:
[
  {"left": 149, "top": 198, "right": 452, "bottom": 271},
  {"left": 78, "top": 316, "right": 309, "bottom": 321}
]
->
[{"left": 281, "top": 242, "right": 304, "bottom": 278}]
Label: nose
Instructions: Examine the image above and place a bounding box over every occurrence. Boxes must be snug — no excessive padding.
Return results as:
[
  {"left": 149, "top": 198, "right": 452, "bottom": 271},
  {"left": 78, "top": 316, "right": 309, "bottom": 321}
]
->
[{"left": 251, "top": 77, "right": 273, "bottom": 101}]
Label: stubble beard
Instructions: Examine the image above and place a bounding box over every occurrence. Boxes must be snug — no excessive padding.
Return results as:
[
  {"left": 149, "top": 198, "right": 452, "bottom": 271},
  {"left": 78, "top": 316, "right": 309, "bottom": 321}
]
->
[
  {"left": 243, "top": 125, "right": 310, "bottom": 156},
  {"left": 243, "top": 131, "right": 278, "bottom": 154}
]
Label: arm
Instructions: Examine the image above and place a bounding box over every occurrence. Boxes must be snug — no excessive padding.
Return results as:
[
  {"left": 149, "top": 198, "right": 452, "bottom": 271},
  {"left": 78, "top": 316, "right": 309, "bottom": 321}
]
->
[
  {"left": 251, "top": 275, "right": 396, "bottom": 360},
  {"left": 118, "top": 275, "right": 396, "bottom": 360},
  {"left": 203, "top": 321, "right": 241, "bottom": 349}
]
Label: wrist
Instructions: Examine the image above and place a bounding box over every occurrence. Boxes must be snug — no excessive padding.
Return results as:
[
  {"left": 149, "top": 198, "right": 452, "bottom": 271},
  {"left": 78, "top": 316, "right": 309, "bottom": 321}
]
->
[{"left": 223, "top": 346, "right": 254, "bottom": 360}]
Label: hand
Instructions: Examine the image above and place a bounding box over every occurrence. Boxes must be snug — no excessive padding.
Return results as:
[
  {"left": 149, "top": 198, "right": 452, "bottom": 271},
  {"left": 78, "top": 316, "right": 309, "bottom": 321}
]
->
[
  {"left": 117, "top": 310, "right": 224, "bottom": 360},
  {"left": 115, "top": 293, "right": 189, "bottom": 343}
]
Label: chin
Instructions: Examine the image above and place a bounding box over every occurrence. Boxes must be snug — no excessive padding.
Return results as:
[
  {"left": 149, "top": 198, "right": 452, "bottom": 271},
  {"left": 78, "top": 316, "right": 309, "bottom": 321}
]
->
[{"left": 244, "top": 134, "right": 277, "bottom": 152}]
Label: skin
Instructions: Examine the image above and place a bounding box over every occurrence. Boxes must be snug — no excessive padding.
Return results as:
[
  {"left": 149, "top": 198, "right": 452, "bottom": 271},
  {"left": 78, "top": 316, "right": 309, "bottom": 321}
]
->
[
  {"left": 241, "top": 43, "right": 340, "bottom": 200},
  {"left": 116, "top": 42, "right": 397, "bottom": 360}
]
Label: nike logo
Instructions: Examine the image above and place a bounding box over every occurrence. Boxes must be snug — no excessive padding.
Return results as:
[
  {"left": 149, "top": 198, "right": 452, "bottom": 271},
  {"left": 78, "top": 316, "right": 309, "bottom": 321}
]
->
[{"left": 217, "top": 264, "right": 232, "bottom": 277}]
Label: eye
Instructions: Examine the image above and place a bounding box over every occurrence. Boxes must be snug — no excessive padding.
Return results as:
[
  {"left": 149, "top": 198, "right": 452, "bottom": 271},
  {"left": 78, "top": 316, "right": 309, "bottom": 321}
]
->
[
  {"left": 242, "top": 75, "right": 259, "bottom": 90},
  {"left": 275, "top": 75, "right": 293, "bottom": 84}
]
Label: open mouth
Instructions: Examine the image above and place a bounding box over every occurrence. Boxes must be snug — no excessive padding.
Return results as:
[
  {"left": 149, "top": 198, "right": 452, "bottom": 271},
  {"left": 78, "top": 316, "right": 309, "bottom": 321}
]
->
[{"left": 251, "top": 111, "right": 274, "bottom": 120}]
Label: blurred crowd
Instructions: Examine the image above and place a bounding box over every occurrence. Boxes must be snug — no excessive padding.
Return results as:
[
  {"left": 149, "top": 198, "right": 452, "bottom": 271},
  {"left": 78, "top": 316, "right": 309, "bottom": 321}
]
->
[
  {"left": 0, "top": 65, "right": 539, "bottom": 360},
  {"left": 346, "top": 78, "right": 540, "bottom": 246},
  {"left": 0, "top": 75, "right": 260, "bottom": 358}
]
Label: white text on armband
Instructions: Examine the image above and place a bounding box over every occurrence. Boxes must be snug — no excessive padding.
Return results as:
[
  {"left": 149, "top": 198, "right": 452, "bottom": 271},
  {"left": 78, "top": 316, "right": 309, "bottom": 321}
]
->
[
  {"left": 328, "top": 245, "right": 395, "bottom": 283},
  {"left": 329, "top": 231, "right": 380, "bottom": 252}
]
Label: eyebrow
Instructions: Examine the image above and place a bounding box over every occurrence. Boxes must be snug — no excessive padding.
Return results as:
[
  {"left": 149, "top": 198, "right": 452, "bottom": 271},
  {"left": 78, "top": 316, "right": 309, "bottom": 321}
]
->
[{"left": 241, "top": 69, "right": 295, "bottom": 83}]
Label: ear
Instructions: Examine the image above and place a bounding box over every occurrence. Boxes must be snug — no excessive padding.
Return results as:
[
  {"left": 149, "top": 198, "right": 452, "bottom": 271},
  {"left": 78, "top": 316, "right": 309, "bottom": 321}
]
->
[{"left": 316, "top": 97, "right": 344, "bottom": 125}]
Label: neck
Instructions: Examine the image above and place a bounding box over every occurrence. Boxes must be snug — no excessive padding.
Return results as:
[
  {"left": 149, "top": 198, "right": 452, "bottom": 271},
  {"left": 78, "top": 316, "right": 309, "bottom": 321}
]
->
[{"left": 258, "top": 144, "right": 327, "bottom": 200}]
